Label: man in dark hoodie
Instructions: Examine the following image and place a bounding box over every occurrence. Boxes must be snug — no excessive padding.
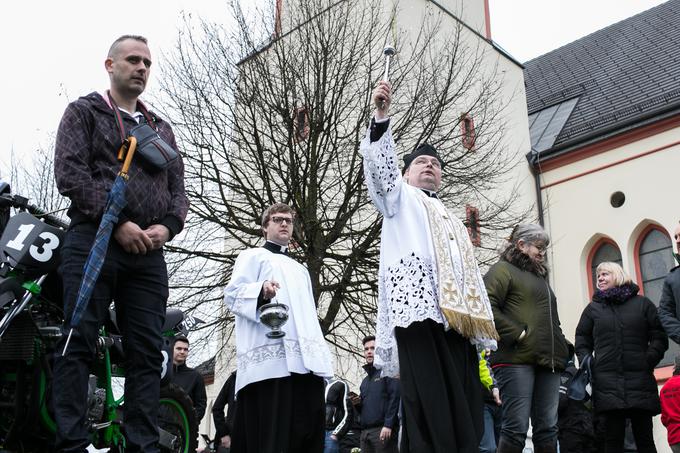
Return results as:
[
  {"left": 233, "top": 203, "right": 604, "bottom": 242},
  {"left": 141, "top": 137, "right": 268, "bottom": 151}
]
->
[
  {"left": 52, "top": 34, "right": 188, "bottom": 452},
  {"left": 171, "top": 337, "right": 207, "bottom": 423},
  {"left": 358, "top": 335, "right": 400, "bottom": 453}
]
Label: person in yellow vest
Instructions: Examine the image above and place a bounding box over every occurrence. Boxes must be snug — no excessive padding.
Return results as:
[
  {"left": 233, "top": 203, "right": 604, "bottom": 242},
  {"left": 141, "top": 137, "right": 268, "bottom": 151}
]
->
[{"left": 479, "top": 349, "right": 502, "bottom": 453}]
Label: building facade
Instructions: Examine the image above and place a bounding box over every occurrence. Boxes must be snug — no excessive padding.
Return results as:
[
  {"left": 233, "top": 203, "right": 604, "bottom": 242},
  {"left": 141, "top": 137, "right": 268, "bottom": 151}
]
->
[
  {"left": 200, "top": 0, "right": 537, "bottom": 443},
  {"left": 525, "top": 1, "right": 680, "bottom": 449}
]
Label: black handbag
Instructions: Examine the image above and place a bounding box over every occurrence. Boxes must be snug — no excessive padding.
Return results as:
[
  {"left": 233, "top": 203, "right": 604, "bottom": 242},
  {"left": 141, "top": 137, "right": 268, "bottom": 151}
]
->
[
  {"left": 567, "top": 354, "right": 593, "bottom": 401},
  {"left": 108, "top": 92, "right": 178, "bottom": 172},
  {"left": 128, "top": 122, "right": 178, "bottom": 172}
]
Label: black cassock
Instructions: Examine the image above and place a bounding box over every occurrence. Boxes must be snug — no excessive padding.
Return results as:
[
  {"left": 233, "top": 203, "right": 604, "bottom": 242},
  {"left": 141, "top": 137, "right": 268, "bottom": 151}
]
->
[
  {"left": 396, "top": 319, "right": 483, "bottom": 453},
  {"left": 231, "top": 372, "right": 325, "bottom": 453}
]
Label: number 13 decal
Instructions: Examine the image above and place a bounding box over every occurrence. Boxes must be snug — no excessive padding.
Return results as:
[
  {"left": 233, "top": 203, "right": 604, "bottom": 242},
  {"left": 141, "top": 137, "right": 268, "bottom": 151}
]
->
[{"left": 6, "top": 223, "right": 61, "bottom": 263}]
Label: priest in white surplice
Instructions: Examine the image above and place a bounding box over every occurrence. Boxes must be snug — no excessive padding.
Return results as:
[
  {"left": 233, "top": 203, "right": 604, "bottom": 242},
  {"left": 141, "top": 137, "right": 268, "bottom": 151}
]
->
[
  {"left": 224, "top": 202, "right": 333, "bottom": 453},
  {"left": 360, "top": 81, "right": 499, "bottom": 453}
]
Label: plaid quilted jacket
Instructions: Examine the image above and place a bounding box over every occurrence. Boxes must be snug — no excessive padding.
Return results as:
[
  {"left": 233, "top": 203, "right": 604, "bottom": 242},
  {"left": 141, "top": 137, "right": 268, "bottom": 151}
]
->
[{"left": 54, "top": 92, "right": 188, "bottom": 238}]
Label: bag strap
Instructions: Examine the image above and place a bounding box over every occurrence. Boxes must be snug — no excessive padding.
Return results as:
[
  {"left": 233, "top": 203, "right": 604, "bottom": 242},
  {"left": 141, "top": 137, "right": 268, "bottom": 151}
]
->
[
  {"left": 136, "top": 101, "right": 157, "bottom": 129},
  {"left": 106, "top": 91, "right": 158, "bottom": 144},
  {"left": 584, "top": 354, "right": 593, "bottom": 376},
  {"left": 107, "top": 92, "right": 127, "bottom": 144}
]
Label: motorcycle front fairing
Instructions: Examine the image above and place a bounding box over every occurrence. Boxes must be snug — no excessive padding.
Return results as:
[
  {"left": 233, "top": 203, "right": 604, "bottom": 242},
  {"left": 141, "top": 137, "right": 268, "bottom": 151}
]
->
[{"left": 0, "top": 212, "right": 64, "bottom": 275}]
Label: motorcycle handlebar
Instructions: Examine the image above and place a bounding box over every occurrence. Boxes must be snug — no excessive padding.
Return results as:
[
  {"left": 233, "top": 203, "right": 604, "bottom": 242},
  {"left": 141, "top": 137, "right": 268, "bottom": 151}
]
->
[
  {"left": 0, "top": 193, "right": 70, "bottom": 230},
  {"left": 26, "top": 203, "right": 69, "bottom": 230}
]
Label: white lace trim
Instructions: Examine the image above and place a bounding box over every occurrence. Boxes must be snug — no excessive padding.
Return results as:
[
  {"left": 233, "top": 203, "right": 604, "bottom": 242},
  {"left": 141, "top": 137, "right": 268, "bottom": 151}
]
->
[
  {"left": 374, "top": 253, "right": 446, "bottom": 377},
  {"left": 236, "top": 336, "right": 331, "bottom": 369},
  {"left": 361, "top": 129, "right": 401, "bottom": 216}
]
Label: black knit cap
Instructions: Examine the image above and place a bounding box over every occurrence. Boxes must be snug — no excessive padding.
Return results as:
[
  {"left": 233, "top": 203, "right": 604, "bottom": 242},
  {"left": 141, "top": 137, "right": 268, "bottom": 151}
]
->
[{"left": 402, "top": 143, "right": 446, "bottom": 174}]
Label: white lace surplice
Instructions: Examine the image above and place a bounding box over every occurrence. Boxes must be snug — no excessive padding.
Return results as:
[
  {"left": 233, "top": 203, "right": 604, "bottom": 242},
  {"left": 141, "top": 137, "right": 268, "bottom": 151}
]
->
[
  {"left": 360, "top": 127, "right": 469, "bottom": 377},
  {"left": 224, "top": 248, "right": 334, "bottom": 393}
]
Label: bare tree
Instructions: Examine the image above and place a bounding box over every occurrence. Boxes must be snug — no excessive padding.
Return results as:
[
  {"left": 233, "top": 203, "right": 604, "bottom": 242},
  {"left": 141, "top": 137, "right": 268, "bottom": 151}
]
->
[
  {"left": 157, "top": 0, "right": 531, "bottom": 356},
  {"left": 3, "top": 138, "right": 69, "bottom": 221}
]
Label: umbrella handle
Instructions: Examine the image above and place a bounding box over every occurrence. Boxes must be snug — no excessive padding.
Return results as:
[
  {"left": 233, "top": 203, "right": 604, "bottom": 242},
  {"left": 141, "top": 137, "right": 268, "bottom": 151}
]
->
[{"left": 117, "top": 137, "right": 138, "bottom": 176}]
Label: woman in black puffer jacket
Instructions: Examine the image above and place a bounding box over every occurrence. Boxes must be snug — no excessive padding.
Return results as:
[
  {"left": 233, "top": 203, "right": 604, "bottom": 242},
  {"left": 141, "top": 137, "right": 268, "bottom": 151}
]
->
[{"left": 575, "top": 261, "right": 668, "bottom": 453}]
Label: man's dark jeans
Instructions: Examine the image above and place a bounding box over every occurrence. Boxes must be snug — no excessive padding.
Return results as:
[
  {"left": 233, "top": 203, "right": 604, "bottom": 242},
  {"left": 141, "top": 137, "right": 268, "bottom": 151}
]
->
[
  {"left": 479, "top": 402, "right": 502, "bottom": 453},
  {"left": 53, "top": 224, "right": 168, "bottom": 452}
]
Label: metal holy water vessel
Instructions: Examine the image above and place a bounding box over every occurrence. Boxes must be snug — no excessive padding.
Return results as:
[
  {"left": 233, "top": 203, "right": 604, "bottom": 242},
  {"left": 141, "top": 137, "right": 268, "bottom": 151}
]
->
[
  {"left": 258, "top": 302, "right": 289, "bottom": 339},
  {"left": 382, "top": 45, "right": 396, "bottom": 81},
  {"left": 380, "top": 45, "right": 397, "bottom": 110}
]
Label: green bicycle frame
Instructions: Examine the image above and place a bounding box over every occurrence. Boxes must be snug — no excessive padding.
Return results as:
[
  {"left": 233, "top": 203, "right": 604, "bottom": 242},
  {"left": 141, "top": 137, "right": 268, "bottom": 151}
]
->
[{"left": 38, "top": 326, "right": 127, "bottom": 450}]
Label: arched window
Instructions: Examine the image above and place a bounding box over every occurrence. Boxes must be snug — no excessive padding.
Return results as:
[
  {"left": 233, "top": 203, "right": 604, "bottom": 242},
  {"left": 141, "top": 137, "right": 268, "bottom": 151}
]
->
[
  {"left": 636, "top": 226, "right": 674, "bottom": 301},
  {"left": 588, "top": 239, "right": 622, "bottom": 295},
  {"left": 635, "top": 225, "right": 675, "bottom": 367}
]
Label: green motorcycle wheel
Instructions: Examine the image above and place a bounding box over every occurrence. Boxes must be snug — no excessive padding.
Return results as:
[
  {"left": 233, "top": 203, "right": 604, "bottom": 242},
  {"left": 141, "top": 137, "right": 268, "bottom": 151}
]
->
[{"left": 158, "top": 383, "right": 198, "bottom": 453}]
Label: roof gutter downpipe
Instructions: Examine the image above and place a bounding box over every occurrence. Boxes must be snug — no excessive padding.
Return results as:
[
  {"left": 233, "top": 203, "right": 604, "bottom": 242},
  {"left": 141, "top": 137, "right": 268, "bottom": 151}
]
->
[{"left": 526, "top": 149, "right": 545, "bottom": 227}]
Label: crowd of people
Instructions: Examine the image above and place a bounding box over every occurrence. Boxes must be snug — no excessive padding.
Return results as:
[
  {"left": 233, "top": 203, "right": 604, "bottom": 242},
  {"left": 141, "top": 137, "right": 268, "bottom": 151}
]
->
[
  {"left": 48, "top": 33, "right": 680, "bottom": 453},
  {"left": 217, "top": 81, "right": 680, "bottom": 453}
]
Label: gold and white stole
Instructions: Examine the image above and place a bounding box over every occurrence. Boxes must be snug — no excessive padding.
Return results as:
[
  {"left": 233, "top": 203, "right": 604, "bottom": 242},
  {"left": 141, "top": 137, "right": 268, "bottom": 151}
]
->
[{"left": 418, "top": 191, "right": 499, "bottom": 341}]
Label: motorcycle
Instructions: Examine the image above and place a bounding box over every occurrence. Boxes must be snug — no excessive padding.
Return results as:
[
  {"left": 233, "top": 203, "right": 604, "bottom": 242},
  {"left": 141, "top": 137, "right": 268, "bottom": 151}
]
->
[{"left": 0, "top": 184, "right": 198, "bottom": 452}]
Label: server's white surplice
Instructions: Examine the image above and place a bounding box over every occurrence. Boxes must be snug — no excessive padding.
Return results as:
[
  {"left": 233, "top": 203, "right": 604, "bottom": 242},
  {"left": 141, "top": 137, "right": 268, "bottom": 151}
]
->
[{"left": 224, "top": 247, "right": 333, "bottom": 393}]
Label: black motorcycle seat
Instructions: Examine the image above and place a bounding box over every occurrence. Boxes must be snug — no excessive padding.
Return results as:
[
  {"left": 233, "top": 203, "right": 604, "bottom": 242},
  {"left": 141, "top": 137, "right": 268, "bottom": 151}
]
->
[
  {"left": 107, "top": 308, "right": 184, "bottom": 335},
  {"left": 162, "top": 309, "right": 184, "bottom": 333}
]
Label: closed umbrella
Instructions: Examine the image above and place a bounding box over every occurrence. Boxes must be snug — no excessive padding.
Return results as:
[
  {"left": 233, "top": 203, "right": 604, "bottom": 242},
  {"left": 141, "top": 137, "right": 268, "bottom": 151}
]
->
[{"left": 62, "top": 137, "right": 137, "bottom": 355}]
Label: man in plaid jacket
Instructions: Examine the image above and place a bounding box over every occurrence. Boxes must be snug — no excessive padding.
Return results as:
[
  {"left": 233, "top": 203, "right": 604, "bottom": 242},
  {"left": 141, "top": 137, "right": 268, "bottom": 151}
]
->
[{"left": 52, "top": 34, "right": 188, "bottom": 453}]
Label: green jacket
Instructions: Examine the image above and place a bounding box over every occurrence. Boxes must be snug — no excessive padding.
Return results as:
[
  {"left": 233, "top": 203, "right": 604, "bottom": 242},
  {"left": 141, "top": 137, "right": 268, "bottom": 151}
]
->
[{"left": 484, "top": 260, "right": 570, "bottom": 372}]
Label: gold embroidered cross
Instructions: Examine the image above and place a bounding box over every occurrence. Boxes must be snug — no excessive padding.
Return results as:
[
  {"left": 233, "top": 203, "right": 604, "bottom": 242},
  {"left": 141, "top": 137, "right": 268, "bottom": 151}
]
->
[
  {"left": 467, "top": 287, "right": 481, "bottom": 307},
  {"left": 442, "top": 280, "right": 459, "bottom": 301}
]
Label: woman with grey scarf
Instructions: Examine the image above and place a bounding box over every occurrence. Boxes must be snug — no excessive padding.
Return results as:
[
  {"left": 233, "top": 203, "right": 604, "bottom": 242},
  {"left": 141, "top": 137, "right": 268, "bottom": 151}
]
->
[{"left": 483, "top": 224, "right": 570, "bottom": 453}]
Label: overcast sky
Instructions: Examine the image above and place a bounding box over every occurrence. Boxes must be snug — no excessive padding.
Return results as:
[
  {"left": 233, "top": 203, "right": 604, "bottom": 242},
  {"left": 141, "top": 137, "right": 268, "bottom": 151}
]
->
[
  {"left": 488, "top": 0, "right": 667, "bottom": 62},
  {"left": 0, "top": 0, "right": 669, "bottom": 177}
]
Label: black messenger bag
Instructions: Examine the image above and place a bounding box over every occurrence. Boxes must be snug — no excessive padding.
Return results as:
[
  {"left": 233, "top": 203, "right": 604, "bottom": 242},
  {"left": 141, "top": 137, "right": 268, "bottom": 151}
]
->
[
  {"left": 108, "top": 92, "right": 178, "bottom": 172},
  {"left": 128, "top": 122, "right": 178, "bottom": 172}
]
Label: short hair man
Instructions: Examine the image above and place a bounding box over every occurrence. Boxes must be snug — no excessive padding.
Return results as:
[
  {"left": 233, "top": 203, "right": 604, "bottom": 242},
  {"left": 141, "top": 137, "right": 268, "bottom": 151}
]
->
[
  {"left": 359, "top": 81, "right": 498, "bottom": 452},
  {"left": 170, "top": 337, "right": 207, "bottom": 424},
  {"left": 52, "top": 35, "right": 188, "bottom": 451},
  {"left": 658, "top": 222, "right": 680, "bottom": 345},
  {"left": 358, "top": 335, "right": 399, "bottom": 453},
  {"left": 224, "top": 202, "right": 333, "bottom": 453}
]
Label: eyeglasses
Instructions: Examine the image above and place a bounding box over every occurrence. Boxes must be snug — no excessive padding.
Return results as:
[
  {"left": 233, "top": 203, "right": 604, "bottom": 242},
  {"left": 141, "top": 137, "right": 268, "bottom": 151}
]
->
[
  {"left": 413, "top": 157, "right": 441, "bottom": 168},
  {"left": 270, "top": 216, "right": 293, "bottom": 225},
  {"left": 532, "top": 243, "right": 547, "bottom": 253}
]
